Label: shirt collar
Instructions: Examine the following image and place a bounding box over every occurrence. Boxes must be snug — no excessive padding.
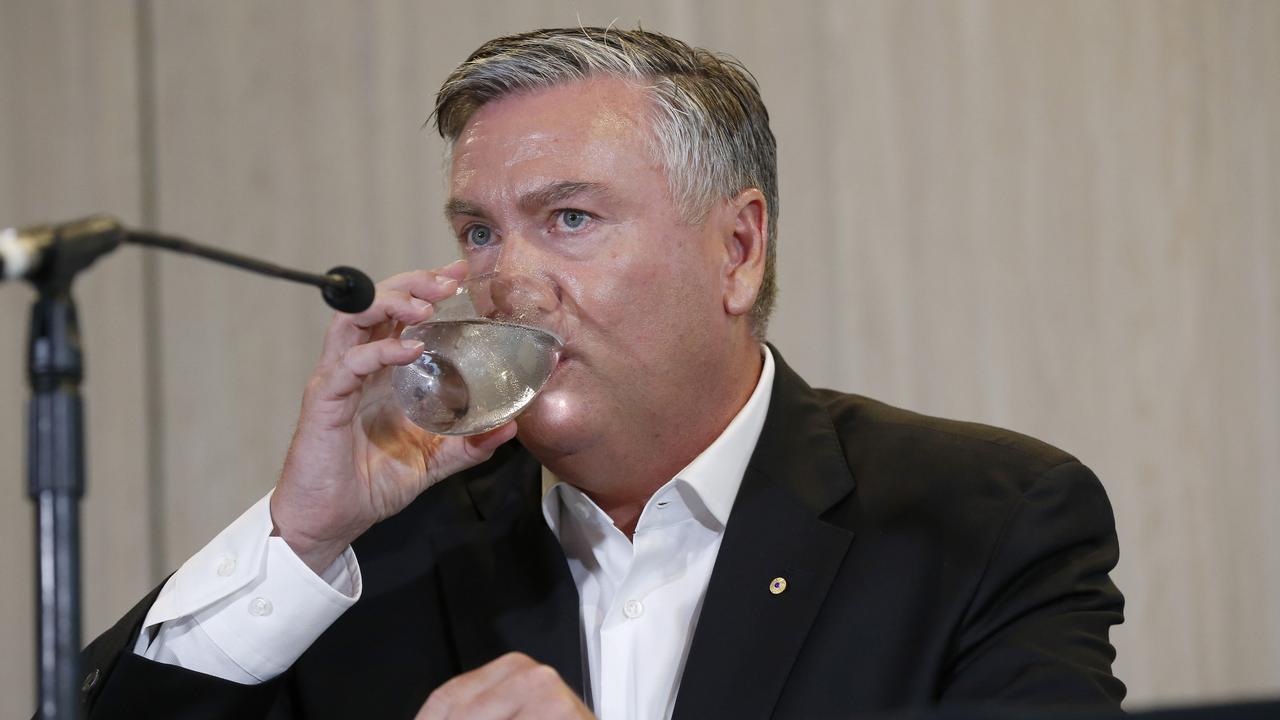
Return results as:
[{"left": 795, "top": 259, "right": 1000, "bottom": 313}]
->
[{"left": 541, "top": 345, "right": 775, "bottom": 534}]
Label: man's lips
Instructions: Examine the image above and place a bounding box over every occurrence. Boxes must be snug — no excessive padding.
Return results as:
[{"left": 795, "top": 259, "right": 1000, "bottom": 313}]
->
[{"left": 545, "top": 350, "right": 577, "bottom": 385}]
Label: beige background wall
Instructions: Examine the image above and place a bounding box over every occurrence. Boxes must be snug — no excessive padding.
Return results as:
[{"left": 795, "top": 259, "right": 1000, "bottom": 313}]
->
[{"left": 2, "top": 0, "right": 1276, "bottom": 716}]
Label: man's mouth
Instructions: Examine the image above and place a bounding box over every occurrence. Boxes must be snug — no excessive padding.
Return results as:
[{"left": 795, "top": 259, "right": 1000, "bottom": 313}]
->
[{"left": 546, "top": 348, "right": 578, "bottom": 383}]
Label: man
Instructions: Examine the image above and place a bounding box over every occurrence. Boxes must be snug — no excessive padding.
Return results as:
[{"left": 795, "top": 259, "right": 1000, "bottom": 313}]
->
[{"left": 78, "top": 28, "right": 1124, "bottom": 719}]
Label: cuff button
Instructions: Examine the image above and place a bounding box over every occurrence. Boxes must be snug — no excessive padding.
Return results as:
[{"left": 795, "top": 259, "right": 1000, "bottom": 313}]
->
[
  {"left": 216, "top": 554, "right": 237, "bottom": 577},
  {"left": 248, "top": 597, "right": 274, "bottom": 617}
]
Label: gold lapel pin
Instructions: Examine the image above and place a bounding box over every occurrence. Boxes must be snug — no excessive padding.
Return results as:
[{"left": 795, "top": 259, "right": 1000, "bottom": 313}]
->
[{"left": 769, "top": 577, "right": 787, "bottom": 595}]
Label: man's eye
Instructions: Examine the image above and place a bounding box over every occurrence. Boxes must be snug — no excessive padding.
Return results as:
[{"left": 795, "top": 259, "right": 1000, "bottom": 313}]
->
[
  {"left": 557, "top": 210, "right": 590, "bottom": 231},
  {"left": 465, "top": 225, "right": 494, "bottom": 247}
]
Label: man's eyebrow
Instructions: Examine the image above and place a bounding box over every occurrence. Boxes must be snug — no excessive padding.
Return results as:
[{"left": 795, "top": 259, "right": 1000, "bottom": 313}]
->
[
  {"left": 444, "top": 198, "right": 487, "bottom": 220},
  {"left": 517, "top": 181, "right": 613, "bottom": 213},
  {"left": 444, "top": 181, "right": 613, "bottom": 222}
]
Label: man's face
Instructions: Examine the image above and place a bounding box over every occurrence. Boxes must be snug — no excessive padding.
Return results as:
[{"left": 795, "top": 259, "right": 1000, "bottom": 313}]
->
[{"left": 446, "top": 77, "right": 742, "bottom": 462}]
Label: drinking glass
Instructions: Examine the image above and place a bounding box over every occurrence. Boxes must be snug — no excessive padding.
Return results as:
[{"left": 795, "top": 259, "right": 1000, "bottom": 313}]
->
[{"left": 391, "top": 272, "right": 569, "bottom": 435}]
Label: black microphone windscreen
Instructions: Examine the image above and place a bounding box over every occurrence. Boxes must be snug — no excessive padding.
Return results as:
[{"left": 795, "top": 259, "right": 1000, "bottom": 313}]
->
[{"left": 322, "top": 266, "right": 376, "bottom": 313}]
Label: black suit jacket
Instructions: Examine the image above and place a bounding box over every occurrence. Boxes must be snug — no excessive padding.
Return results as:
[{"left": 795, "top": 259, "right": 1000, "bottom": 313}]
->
[{"left": 80, "top": 350, "right": 1125, "bottom": 718}]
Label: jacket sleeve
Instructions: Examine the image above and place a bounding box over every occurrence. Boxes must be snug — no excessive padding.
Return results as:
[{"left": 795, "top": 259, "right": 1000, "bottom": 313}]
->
[
  {"left": 939, "top": 460, "right": 1127, "bottom": 707},
  {"left": 78, "top": 583, "right": 287, "bottom": 719}
]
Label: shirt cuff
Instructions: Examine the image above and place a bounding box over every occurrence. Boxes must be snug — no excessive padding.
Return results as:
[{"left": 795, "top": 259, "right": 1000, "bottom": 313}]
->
[{"left": 137, "top": 492, "right": 362, "bottom": 682}]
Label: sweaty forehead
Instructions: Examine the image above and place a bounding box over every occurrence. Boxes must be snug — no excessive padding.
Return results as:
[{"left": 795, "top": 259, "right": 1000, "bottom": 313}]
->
[{"left": 448, "top": 78, "right": 659, "bottom": 189}]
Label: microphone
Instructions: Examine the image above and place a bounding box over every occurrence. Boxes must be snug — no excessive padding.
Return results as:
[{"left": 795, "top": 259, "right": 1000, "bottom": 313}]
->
[
  {"left": 2, "top": 215, "right": 376, "bottom": 313},
  {"left": 0, "top": 215, "right": 124, "bottom": 282},
  {"left": 320, "top": 266, "right": 376, "bottom": 313}
]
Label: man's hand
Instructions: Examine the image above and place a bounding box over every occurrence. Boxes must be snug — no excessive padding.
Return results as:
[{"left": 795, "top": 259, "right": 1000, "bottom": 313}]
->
[
  {"left": 417, "top": 653, "right": 595, "bottom": 720},
  {"left": 270, "top": 261, "right": 519, "bottom": 573}
]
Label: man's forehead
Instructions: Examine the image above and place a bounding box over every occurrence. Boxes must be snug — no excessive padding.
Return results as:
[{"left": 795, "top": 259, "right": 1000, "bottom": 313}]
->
[
  {"left": 447, "top": 81, "right": 664, "bottom": 197},
  {"left": 453, "top": 77, "right": 653, "bottom": 154}
]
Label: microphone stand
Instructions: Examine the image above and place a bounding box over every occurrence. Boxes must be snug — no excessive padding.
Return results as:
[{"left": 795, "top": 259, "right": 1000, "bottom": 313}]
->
[
  {"left": 27, "top": 217, "right": 122, "bottom": 720},
  {"left": 29, "top": 287, "right": 85, "bottom": 720},
  {"left": 21, "top": 216, "right": 373, "bottom": 718}
]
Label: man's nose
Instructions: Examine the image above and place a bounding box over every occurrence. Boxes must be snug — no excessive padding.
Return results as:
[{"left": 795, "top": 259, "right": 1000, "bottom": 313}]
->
[
  {"left": 473, "top": 229, "right": 550, "bottom": 279},
  {"left": 468, "top": 229, "right": 574, "bottom": 340}
]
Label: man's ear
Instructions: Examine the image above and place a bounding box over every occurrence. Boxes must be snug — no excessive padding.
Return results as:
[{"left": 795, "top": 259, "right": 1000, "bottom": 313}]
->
[{"left": 720, "top": 188, "right": 768, "bottom": 318}]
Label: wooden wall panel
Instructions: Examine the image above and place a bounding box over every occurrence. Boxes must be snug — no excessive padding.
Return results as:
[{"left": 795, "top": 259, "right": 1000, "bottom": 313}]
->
[
  {"left": 745, "top": 1, "right": 1280, "bottom": 703},
  {"left": 2, "top": 0, "right": 1273, "bottom": 712},
  {"left": 0, "top": 1, "right": 149, "bottom": 717}
]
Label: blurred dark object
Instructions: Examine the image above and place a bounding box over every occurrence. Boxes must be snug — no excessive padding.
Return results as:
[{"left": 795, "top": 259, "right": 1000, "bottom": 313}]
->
[{"left": 868, "top": 698, "right": 1280, "bottom": 720}]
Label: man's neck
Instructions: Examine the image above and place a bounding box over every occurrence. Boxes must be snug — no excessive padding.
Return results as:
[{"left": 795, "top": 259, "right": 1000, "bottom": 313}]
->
[{"left": 540, "top": 344, "right": 765, "bottom": 539}]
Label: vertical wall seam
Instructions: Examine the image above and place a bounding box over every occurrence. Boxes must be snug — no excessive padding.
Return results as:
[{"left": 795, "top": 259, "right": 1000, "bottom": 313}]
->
[{"left": 133, "top": 0, "right": 167, "bottom": 583}]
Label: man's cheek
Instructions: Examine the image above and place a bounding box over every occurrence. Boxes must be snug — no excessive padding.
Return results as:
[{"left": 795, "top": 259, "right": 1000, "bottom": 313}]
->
[{"left": 531, "top": 386, "right": 577, "bottom": 424}]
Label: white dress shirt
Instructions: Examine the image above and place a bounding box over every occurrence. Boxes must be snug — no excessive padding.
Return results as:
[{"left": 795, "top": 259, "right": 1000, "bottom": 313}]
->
[
  {"left": 542, "top": 347, "right": 774, "bottom": 718},
  {"left": 134, "top": 347, "right": 774, "bottom": 719}
]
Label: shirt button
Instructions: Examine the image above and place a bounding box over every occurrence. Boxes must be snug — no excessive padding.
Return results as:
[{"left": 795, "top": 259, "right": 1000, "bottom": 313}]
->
[
  {"left": 623, "top": 599, "right": 644, "bottom": 619},
  {"left": 248, "top": 597, "right": 274, "bottom": 617},
  {"left": 575, "top": 502, "right": 591, "bottom": 520},
  {"left": 215, "top": 554, "right": 236, "bottom": 577}
]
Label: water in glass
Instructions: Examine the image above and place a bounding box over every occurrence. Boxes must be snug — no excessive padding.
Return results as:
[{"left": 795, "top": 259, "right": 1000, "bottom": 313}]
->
[{"left": 392, "top": 318, "right": 561, "bottom": 435}]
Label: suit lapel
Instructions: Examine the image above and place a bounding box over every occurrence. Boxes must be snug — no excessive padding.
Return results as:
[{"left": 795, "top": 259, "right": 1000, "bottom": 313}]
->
[
  {"left": 673, "top": 351, "right": 858, "bottom": 720},
  {"left": 430, "top": 448, "right": 585, "bottom": 698}
]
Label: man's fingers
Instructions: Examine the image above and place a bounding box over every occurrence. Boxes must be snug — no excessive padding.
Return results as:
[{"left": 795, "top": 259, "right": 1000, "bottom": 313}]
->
[
  {"left": 417, "top": 653, "right": 537, "bottom": 720},
  {"left": 376, "top": 261, "right": 468, "bottom": 304},
  {"left": 463, "top": 664, "right": 576, "bottom": 720},
  {"left": 346, "top": 289, "right": 435, "bottom": 330},
  {"left": 313, "top": 337, "right": 425, "bottom": 402},
  {"left": 462, "top": 422, "right": 518, "bottom": 460},
  {"left": 422, "top": 660, "right": 587, "bottom": 720},
  {"left": 320, "top": 270, "right": 461, "bottom": 364},
  {"left": 319, "top": 291, "right": 426, "bottom": 366}
]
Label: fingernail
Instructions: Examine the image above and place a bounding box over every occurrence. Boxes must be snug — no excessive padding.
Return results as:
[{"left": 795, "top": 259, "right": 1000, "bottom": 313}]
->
[
  {"left": 445, "top": 259, "right": 467, "bottom": 270},
  {"left": 410, "top": 297, "right": 430, "bottom": 310},
  {"left": 401, "top": 339, "right": 425, "bottom": 351}
]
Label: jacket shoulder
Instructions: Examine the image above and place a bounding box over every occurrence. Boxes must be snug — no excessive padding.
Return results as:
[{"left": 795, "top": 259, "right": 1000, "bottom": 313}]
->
[
  {"left": 809, "top": 390, "right": 1094, "bottom": 524},
  {"left": 816, "top": 389, "right": 1079, "bottom": 478}
]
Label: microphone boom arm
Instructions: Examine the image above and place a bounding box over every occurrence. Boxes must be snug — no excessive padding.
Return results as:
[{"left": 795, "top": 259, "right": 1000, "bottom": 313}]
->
[{"left": 125, "top": 230, "right": 375, "bottom": 313}]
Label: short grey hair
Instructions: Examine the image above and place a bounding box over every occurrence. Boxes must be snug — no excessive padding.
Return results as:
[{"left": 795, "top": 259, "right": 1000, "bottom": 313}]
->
[{"left": 432, "top": 27, "right": 779, "bottom": 336}]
